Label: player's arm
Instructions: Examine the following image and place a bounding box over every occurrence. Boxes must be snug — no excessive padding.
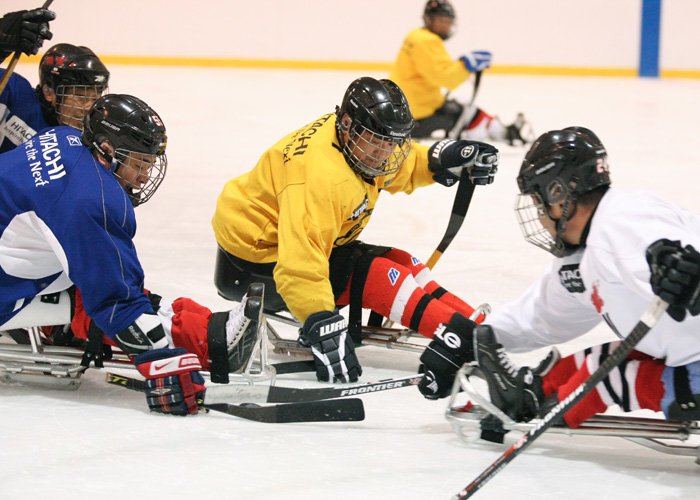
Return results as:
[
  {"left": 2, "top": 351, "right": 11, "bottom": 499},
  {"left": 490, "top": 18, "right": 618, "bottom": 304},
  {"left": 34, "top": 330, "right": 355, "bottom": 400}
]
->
[
  {"left": 274, "top": 179, "right": 362, "bottom": 383},
  {"left": 412, "top": 34, "right": 469, "bottom": 90}
]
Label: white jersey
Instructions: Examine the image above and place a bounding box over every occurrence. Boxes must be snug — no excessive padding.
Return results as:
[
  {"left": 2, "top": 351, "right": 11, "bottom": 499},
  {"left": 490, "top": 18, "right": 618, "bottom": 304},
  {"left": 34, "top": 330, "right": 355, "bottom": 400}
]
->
[{"left": 486, "top": 188, "right": 700, "bottom": 367}]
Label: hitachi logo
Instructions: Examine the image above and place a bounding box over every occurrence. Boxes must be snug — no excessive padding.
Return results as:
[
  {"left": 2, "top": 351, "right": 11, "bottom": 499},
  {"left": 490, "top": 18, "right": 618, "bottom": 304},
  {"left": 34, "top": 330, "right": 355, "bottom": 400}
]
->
[{"left": 319, "top": 318, "right": 347, "bottom": 336}]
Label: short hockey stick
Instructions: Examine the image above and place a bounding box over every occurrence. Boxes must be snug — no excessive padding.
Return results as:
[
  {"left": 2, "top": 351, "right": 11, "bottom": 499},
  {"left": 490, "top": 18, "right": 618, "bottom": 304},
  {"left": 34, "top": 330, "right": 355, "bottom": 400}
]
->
[
  {"left": 107, "top": 372, "right": 422, "bottom": 404},
  {"left": 425, "top": 70, "right": 482, "bottom": 270},
  {"left": 447, "top": 70, "right": 483, "bottom": 141},
  {"left": 0, "top": 0, "right": 54, "bottom": 96},
  {"left": 106, "top": 372, "right": 365, "bottom": 423},
  {"left": 452, "top": 296, "right": 669, "bottom": 499}
]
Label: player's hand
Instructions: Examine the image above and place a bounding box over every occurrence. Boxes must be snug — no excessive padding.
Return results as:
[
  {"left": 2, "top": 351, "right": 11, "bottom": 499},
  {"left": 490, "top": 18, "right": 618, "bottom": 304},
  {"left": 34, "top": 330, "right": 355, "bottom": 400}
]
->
[
  {"left": 428, "top": 139, "right": 499, "bottom": 186},
  {"left": 460, "top": 51, "right": 492, "bottom": 72},
  {"left": 135, "top": 347, "right": 206, "bottom": 415},
  {"left": 418, "top": 323, "right": 474, "bottom": 399},
  {"left": 0, "top": 9, "right": 55, "bottom": 57},
  {"left": 646, "top": 239, "right": 700, "bottom": 321},
  {"left": 299, "top": 311, "right": 362, "bottom": 383}
]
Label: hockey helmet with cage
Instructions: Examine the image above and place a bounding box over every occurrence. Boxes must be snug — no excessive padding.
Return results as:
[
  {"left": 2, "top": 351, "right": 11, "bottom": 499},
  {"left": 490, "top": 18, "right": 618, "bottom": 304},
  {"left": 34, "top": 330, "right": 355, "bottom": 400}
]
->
[
  {"left": 82, "top": 94, "right": 167, "bottom": 206},
  {"left": 37, "top": 43, "right": 110, "bottom": 128},
  {"left": 336, "top": 77, "right": 414, "bottom": 179},
  {"left": 515, "top": 128, "right": 610, "bottom": 257}
]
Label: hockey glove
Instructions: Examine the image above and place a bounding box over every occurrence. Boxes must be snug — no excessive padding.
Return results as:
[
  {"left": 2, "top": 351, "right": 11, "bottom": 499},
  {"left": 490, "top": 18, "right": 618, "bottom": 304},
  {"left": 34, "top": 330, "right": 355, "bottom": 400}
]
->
[
  {"left": 135, "top": 347, "right": 206, "bottom": 416},
  {"left": 646, "top": 239, "right": 700, "bottom": 321},
  {"left": 418, "top": 322, "right": 475, "bottom": 400},
  {"left": 0, "top": 9, "right": 55, "bottom": 57},
  {"left": 428, "top": 139, "right": 499, "bottom": 186},
  {"left": 459, "top": 51, "right": 492, "bottom": 73},
  {"left": 299, "top": 311, "right": 362, "bottom": 383}
]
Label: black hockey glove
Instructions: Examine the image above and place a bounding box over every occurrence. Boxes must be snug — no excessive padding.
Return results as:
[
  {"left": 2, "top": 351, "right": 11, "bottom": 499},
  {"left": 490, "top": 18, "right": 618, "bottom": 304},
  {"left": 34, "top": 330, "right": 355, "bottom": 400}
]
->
[
  {"left": 0, "top": 9, "right": 55, "bottom": 58},
  {"left": 135, "top": 347, "right": 206, "bottom": 416},
  {"left": 418, "top": 321, "right": 475, "bottom": 400},
  {"left": 646, "top": 238, "right": 700, "bottom": 321},
  {"left": 299, "top": 311, "right": 362, "bottom": 383},
  {"left": 428, "top": 139, "right": 499, "bottom": 187}
]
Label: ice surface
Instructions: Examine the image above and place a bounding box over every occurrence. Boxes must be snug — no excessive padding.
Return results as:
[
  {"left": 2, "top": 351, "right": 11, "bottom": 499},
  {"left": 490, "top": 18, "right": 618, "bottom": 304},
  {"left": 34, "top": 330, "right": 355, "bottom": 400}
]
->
[{"left": 2, "top": 64, "right": 700, "bottom": 499}]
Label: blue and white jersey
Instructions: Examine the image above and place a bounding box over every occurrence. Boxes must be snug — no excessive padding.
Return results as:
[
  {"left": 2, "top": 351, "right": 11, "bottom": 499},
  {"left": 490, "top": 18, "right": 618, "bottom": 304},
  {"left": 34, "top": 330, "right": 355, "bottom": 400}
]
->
[
  {"left": 0, "top": 69, "right": 50, "bottom": 154},
  {"left": 0, "top": 126, "right": 152, "bottom": 338}
]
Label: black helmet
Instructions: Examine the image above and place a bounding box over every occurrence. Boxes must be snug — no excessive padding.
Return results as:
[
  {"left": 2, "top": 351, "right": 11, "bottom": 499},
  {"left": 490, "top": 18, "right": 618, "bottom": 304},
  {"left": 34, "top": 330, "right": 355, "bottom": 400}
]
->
[
  {"left": 82, "top": 94, "right": 167, "bottom": 206},
  {"left": 336, "top": 77, "right": 414, "bottom": 178},
  {"left": 515, "top": 128, "right": 610, "bottom": 256},
  {"left": 37, "top": 43, "right": 110, "bottom": 128},
  {"left": 424, "top": 0, "right": 455, "bottom": 19},
  {"left": 39, "top": 43, "right": 109, "bottom": 89}
]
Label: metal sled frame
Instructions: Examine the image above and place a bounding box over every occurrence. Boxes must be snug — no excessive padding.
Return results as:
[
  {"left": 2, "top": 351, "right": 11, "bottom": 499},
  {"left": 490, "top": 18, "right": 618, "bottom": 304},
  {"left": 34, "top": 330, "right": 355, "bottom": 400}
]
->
[
  {"left": 263, "top": 304, "right": 492, "bottom": 355},
  {"left": 0, "top": 319, "right": 276, "bottom": 390},
  {"left": 445, "top": 364, "right": 700, "bottom": 464}
]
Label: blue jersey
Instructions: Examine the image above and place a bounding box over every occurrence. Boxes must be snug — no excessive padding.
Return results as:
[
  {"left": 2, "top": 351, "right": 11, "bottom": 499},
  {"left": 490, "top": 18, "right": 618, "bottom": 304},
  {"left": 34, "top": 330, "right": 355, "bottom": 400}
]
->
[
  {"left": 0, "top": 69, "right": 50, "bottom": 154},
  {"left": 0, "top": 127, "right": 152, "bottom": 338}
]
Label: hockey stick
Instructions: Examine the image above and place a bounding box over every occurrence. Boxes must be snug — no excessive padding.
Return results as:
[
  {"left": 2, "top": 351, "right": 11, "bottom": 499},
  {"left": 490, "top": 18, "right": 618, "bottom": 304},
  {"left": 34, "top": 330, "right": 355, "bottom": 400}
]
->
[
  {"left": 106, "top": 371, "right": 422, "bottom": 404},
  {"left": 106, "top": 373, "right": 366, "bottom": 423},
  {"left": 451, "top": 296, "right": 669, "bottom": 499},
  {"left": 0, "top": 0, "right": 54, "bottom": 96},
  {"left": 425, "top": 70, "right": 482, "bottom": 270},
  {"left": 447, "top": 71, "right": 483, "bottom": 141}
]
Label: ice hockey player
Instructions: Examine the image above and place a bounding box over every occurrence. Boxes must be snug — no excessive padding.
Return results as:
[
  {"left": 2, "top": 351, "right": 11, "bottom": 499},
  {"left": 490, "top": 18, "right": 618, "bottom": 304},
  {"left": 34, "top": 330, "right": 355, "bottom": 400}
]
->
[
  {"left": 213, "top": 76, "right": 499, "bottom": 385},
  {"left": 0, "top": 7, "right": 55, "bottom": 61},
  {"left": 417, "top": 126, "right": 700, "bottom": 429},
  {"left": 0, "top": 43, "right": 110, "bottom": 153},
  {"left": 389, "top": 0, "right": 529, "bottom": 145},
  {"left": 0, "top": 94, "right": 258, "bottom": 416}
]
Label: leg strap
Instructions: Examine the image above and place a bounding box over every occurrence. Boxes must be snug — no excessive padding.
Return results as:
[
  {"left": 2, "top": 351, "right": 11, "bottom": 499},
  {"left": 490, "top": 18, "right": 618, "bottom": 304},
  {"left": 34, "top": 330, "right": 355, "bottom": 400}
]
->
[{"left": 207, "top": 311, "right": 230, "bottom": 384}]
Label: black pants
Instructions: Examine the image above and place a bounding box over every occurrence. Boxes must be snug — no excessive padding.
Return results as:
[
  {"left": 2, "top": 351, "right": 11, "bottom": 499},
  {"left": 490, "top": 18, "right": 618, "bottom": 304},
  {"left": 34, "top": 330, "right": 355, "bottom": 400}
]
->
[
  {"left": 214, "top": 242, "right": 391, "bottom": 315},
  {"left": 412, "top": 99, "right": 464, "bottom": 138}
]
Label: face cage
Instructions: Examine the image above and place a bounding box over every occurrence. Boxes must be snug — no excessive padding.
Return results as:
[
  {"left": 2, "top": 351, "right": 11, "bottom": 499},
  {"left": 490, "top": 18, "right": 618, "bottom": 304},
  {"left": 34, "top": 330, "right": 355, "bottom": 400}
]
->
[
  {"left": 113, "top": 149, "right": 167, "bottom": 206},
  {"left": 514, "top": 193, "right": 567, "bottom": 257},
  {"left": 343, "top": 125, "right": 412, "bottom": 178},
  {"left": 55, "top": 84, "right": 109, "bottom": 130}
]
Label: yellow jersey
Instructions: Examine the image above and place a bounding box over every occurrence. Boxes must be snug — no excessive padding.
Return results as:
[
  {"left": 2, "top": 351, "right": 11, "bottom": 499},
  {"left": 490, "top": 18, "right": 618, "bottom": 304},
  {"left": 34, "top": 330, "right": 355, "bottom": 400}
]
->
[
  {"left": 212, "top": 113, "right": 434, "bottom": 323},
  {"left": 389, "top": 28, "right": 469, "bottom": 120}
]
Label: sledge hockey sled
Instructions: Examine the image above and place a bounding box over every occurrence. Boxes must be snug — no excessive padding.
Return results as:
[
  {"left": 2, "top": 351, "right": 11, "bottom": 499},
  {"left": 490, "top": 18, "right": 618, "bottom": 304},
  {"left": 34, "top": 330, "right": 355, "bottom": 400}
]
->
[
  {"left": 445, "top": 364, "right": 700, "bottom": 464},
  {"left": 0, "top": 309, "right": 275, "bottom": 390}
]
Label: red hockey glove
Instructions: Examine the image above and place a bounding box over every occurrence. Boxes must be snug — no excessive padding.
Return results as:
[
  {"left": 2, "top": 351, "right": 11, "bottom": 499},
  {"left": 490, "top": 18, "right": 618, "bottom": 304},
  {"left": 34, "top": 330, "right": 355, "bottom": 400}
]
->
[{"left": 135, "top": 347, "right": 206, "bottom": 415}]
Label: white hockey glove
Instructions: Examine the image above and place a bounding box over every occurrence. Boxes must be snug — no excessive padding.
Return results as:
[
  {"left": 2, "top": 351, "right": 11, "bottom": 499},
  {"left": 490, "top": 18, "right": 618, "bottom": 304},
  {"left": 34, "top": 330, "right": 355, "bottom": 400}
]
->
[
  {"left": 459, "top": 51, "right": 492, "bottom": 72},
  {"left": 299, "top": 311, "right": 362, "bottom": 383},
  {"left": 428, "top": 139, "right": 499, "bottom": 186}
]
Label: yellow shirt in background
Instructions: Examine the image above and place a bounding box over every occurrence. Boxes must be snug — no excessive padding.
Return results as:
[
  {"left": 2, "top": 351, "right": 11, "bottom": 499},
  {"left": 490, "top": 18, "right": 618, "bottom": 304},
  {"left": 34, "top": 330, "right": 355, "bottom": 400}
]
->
[{"left": 389, "top": 27, "right": 469, "bottom": 120}]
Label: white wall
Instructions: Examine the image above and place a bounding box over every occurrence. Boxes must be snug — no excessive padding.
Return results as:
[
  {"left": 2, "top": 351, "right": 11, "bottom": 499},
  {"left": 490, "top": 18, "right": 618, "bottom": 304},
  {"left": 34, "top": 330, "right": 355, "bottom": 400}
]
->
[{"left": 3, "top": 0, "right": 698, "bottom": 73}]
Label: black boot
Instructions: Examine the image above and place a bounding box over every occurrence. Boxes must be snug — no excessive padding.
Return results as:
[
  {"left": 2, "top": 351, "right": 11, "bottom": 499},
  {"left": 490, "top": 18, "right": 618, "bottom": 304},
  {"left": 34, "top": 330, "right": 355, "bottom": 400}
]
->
[{"left": 473, "top": 325, "right": 544, "bottom": 422}]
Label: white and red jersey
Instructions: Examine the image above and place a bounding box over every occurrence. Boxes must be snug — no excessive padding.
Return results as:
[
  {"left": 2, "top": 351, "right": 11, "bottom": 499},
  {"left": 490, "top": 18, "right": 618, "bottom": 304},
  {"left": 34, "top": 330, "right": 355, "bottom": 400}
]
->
[{"left": 486, "top": 187, "right": 700, "bottom": 367}]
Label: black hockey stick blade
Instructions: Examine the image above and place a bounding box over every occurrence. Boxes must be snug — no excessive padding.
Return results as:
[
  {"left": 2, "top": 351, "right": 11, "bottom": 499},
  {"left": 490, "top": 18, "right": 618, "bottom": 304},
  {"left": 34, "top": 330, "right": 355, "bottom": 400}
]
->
[
  {"left": 272, "top": 359, "right": 316, "bottom": 375},
  {"left": 105, "top": 373, "right": 365, "bottom": 423},
  {"left": 452, "top": 296, "right": 668, "bottom": 499},
  {"left": 205, "top": 399, "right": 365, "bottom": 423},
  {"left": 107, "top": 372, "right": 422, "bottom": 404}
]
